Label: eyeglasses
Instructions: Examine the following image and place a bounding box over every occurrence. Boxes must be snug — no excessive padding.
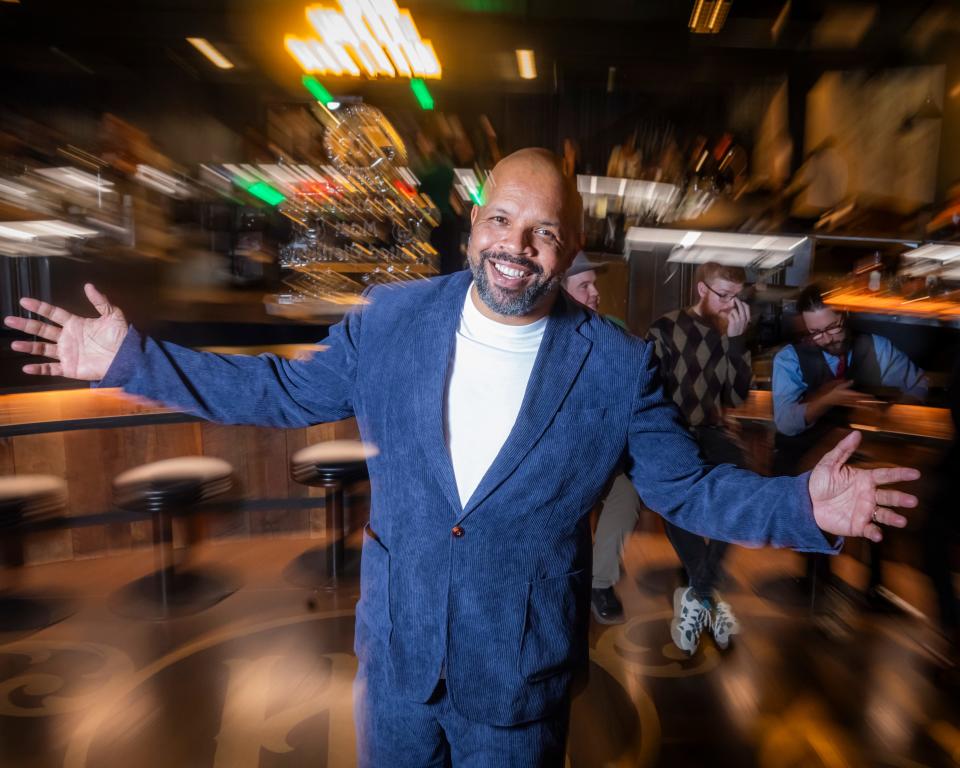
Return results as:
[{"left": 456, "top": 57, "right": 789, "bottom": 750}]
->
[
  {"left": 704, "top": 283, "right": 743, "bottom": 303},
  {"left": 806, "top": 318, "right": 845, "bottom": 341}
]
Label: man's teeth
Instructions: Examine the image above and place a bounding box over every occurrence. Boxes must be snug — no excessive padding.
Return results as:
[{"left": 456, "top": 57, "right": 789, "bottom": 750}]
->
[{"left": 493, "top": 262, "right": 529, "bottom": 279}]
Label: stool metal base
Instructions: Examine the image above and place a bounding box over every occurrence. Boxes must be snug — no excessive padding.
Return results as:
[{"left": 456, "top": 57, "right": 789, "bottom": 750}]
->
[
  {"left": 282, "top": 544, "right": 360, "bottom": 590},
  {"left": 752, "top": 573, "right": 862, "bottom": 612},
  {"left": 0, "top": 593, "right": 74, "bottom": 632},
  {"left": 109, "top": 567, "right": 237, "bottom": 621}
]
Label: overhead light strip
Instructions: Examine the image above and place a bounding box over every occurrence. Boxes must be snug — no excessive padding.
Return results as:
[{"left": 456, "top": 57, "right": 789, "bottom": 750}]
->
[
  {"left": 186, "top": 37, "right": 235, "bottom": 70},
  {"left": 285, "top": 0, "right": 441, "bottom": 80},
  {"left": 410, "top": 78, "right": 434, "bottom": 110},
  {"left": 689, "top": 0, "right": 731, "bottom": 34},
  {"left": 516, "top": 49, "right": 537, "bottom": 80}
]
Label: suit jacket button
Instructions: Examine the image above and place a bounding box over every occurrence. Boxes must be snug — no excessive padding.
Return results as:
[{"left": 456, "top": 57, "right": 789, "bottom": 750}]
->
[{"left": 451, "top": 525, "right": 464, "bottom": 538}]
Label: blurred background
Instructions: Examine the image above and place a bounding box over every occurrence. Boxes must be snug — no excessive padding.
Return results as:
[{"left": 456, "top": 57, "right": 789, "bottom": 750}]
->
[{"left": 2, "top": 1, "right": 960, "bottom": 767}]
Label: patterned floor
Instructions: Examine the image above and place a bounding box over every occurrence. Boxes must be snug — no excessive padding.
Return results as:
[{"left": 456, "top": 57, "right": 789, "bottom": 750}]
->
[{"left": 1, "top": 533, "right": 957, "bottom": 767}]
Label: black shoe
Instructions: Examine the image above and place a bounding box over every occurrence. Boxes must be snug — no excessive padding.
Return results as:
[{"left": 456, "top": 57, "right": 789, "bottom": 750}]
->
[{"left": 591, "top": 587, "right": 625, "bottom": 625}]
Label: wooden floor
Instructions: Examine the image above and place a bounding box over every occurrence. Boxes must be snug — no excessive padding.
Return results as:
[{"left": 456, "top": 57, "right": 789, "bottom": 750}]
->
[{"left": 1, "top": 533, "right": 957, "bottom": 768}]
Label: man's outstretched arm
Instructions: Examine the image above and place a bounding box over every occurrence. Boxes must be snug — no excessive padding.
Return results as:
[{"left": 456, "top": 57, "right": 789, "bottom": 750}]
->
[
  {"left": 625, "top": 343, "right": 918, "bottom": 551},
  {"left": 4, "top": 283, "right": 360, "bottom": 428}
]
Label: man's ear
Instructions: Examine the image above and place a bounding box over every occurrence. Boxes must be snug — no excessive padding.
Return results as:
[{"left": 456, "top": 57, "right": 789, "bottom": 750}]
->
[
  {"left": 470, "top": 204, "right": 480, "bottom": 227},
  {"left": 695, "top": 281, "right": 707, "bottom": 300}
]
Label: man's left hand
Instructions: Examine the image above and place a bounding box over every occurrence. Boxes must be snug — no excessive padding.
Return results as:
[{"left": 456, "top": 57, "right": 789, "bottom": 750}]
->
[
  {"left": 809, "top": 430, "right": 919, "bottom": 543},
  {"left": 726, "top": 298, "right": 751, "bottom": 337}
]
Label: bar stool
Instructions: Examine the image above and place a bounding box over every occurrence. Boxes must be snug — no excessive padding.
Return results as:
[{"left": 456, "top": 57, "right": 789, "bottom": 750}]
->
[
  {"left": 0, "top": 474, "right": 71, "bottom": 631},
  {"left": 110, "top": 456, "right": 236, "bottom": 620},
  {"left": 288, "top": 440, "right": 377, "bottom": 596}
]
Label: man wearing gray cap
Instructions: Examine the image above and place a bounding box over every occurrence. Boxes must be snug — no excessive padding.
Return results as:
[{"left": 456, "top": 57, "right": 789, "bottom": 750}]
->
[
  {"left": 562, "top": 251, "right": 633, "bottom": 624},
  {"left": 561, "top": 251, "right": 602, "bottom": 312}
]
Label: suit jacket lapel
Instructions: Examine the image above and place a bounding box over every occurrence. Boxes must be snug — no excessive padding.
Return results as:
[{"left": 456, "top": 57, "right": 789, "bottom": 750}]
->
[
  {"left": 458, "top": 292, "right": 592, "bottom": 522},
  {"left": 413, "top": 271, "right": 471, "bottom": 514}
]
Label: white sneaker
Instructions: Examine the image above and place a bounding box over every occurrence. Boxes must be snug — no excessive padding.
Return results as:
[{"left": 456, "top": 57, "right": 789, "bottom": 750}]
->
[
  {"left": 711, "top": 596, "right": 740, "bottom": 650},
  {"left": 671, "top": 586, "right": 711, "bottom": 654}
]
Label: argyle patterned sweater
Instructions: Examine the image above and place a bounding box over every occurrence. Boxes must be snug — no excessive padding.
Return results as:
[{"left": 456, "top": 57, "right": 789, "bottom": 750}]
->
[{"left": 645, "top": 308, "right": 752, "bottom": 427}]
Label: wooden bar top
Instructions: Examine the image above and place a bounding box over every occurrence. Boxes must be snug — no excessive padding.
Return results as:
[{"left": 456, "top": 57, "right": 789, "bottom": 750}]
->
[
  {"left": 2, "top": 384, "right": 954, "bottom": 442},
  {"left": 0, "top": 388, "right": 182, "bottom": 435},
  {"left": 0, "top": 344, "right": 325, "bottom": 436},
  {"left": 729, "top": 390, "right": 955, "bottom": 442}
]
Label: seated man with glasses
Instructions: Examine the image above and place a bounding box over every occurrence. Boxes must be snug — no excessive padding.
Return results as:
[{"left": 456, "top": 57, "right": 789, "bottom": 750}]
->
[
  {"left": 773, "top": 285, "right": 927, "bottom": 445},
  {"left": 773, "top": 284, "right": 927, "bottom": 613}
]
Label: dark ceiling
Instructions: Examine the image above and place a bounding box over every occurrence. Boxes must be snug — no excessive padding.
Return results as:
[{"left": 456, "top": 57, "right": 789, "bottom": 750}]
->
[
  {"left": 2, "top": 0, "right": 958, "bottom": 162},
  {"left": 1, "top": 0, "right": 953, "bottom": 91}
]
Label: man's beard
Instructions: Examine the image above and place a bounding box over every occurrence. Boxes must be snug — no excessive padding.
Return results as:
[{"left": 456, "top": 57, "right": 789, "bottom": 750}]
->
[
  {"left": 470, "top": 250, "right": 561, "bottom": 317},
  {"left": 823, "top": 337, "right": 848, "bottom": 356},
  {"left": 702, "top": 306, "right": 731, "bottom": 334}
]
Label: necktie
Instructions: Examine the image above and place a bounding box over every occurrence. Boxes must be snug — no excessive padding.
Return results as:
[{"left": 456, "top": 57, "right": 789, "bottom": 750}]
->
[{"left": 835, "top": 354, "right": 847, "bottom": 380}]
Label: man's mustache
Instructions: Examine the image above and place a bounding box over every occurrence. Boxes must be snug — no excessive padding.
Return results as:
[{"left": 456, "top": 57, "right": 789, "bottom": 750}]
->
[{"left": 479, "top": 250, "right": 543, "bottom": 276}]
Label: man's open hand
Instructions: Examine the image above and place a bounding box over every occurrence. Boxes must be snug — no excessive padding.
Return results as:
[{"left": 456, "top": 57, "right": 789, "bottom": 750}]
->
[
  {"left": 809, "top": 430, "right": 919, "bottom": 543},
  {"left": 4, "top": 283, "right": 128, "bottom": 381}
]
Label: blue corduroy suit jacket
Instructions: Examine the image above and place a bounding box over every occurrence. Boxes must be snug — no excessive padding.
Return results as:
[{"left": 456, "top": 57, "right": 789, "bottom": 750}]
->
[{"left": 99, "top": 269, "right": 837, "bottom": 726}]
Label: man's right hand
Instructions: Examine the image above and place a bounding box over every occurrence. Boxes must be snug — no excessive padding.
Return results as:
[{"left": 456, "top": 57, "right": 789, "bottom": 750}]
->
[
  {"left": 726, "top": 297, "right": 751, "bottom": 337},
  {"left": 803, "top": 379, "right": 877, "bottom": 427},
  {"left": 818, "top": 380, "right": 875, "bottom": 408},
  {"left": 3, "top": 283, "right": 128, "bottom": 381}
]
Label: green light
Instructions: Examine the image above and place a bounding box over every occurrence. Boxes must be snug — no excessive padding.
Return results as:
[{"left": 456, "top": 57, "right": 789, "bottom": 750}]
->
[
  {"left": 245, "top": 181, "right": 285, "bottom": 206},
  {"left": 457, "top": 0, "right": 524, "bottom": 11},
  {"left": 301, "top": 74, "right": 334, "bottom": 105},
  {"left": 410, "top": 78, "right": 434, "bottom": 110}
]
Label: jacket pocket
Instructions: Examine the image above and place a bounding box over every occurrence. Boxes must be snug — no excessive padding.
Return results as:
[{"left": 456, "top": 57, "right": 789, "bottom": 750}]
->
[
  {"left": 357, "top": 523, "right": 392, "bottom": 643},
  {"left": 518, "top": 568, "right": 589, "bottom": 682}
]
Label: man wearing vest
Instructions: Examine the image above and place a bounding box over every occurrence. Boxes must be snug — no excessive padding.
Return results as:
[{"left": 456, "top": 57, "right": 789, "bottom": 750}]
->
[{"left": 772, "top": 284, "right": 927, "bottom": 609}]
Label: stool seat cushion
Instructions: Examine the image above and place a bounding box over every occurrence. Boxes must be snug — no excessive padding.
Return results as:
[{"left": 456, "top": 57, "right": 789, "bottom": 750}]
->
[
  {"left": 291, "top": 440, "right": 376, "bottom": 485},
  {"left": 0, "top": 475, "right": 66, "bottom": 526},
  {"left": 113, "top": 457, "right": 234, "bottom": 512},
  {"left": 291, "top": 440, "right": 379, "bottom": 467},
  {"left": 0, "top": 475, "right": 66, "bottom": 503},
  {"left": 114, "top": 457, "right": 233, "bottom": 489}
]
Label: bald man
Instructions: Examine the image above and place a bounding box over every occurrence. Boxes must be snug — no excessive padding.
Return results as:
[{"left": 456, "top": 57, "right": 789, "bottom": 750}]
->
[{"left": 6, "top": 148, "right": 919, "bottom": 767}]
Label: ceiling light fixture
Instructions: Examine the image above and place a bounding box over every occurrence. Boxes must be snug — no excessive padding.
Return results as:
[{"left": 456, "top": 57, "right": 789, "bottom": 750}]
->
[
  {"left": 301, "top": 74, "right": 336, "bottom": 105},
  {"left": 410, "top": 78, "right": 434, "bottom": 110},
  {"left": 285, "top": 0, "right": 441, "bottom": 80},
  {"left": 516, "top": 49, "right": 536, "bottom": 80},
  {"left": 689, "top": 0, "right": 732, "bottom": 34},
  {"left": 186, "top": 38, "right": 235, "bottom": 69},
  {"left": 771, "top": 0, "right": 790, "bottom": 41}
]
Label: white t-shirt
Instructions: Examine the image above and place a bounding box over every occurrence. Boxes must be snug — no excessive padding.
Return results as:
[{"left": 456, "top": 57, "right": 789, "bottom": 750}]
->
[{"left": 444, "top": 287, "right": 547, "bottom": 507}]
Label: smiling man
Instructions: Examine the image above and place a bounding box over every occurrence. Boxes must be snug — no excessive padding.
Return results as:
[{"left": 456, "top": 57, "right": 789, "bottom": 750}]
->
[
  {"left": 467, "top": 148, "right": 583, "bottom": 321},
  {"left": 5, "top": 149, "right": 920, "bottom": 768}
]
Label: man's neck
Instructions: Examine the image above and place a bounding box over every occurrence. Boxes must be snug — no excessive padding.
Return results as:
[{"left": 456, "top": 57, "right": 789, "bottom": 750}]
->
[
  {"left": 687, "top": 302, "right": 727, "bottom": 336},
  {"left": 688, "top": 302, "right": 710, "bottom": 322}
]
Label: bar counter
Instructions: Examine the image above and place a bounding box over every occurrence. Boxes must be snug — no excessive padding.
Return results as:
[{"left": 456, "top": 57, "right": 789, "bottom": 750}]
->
[
  {"left": 4, "top": 387, "right": 947, "bottom": 441},
  {"left": 0, "top": 345, "right": 325, "bottom": 437},
  {"left": 1, "top": 383, "right": 950, "bottom": 567},
  {"left": 0, "top": 381, "right": 358, "bottom": 565},
  {"left": 730, "top": 390, "right": 954, "bottom": 444}
]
